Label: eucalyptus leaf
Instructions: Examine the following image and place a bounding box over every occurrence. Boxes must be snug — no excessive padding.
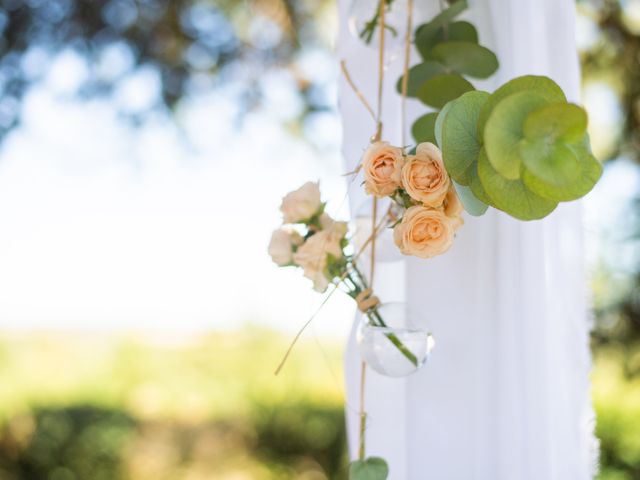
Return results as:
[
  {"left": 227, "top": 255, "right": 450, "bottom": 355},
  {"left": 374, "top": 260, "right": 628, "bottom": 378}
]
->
[
  {"left": 412, "top": 112, "right": 439, "bottom": 143},
  {"left": 415, "top": 20, "right": 478, "bottom": 59},
  {"left": 519, "top": 139, "right": 581, "bottom": 187},
  {"left": 469, "top": 150, "right": 493, "bottom": 204},
  {"left": 522, "top": 135, "right": 603, "bottom": 202},
  {"left": 417, "top": 73, "right": 475, "bottom": 109},
  {"left": 349, "top": 457, "right": 389, "bottom": 480},
  {"left": 435, "top": 101, "right": 454, "bottom": 148},
  {"left": 477, "top": 75, "right": 566, "bottom": 134},
  {"left": 483, "top": 91, "right": 550, "bottom": 180},
  {"left": 453, "top": 181, "right": 489, "bottom": 216},
  {"left": 414, "top": 0, "right": 468, "bottom": 58},
  {"left": 431, "top": 41, "right": 499, "bottom": 78},
  {"left": 523, "top": 102, "right": 588, "bottom": 144},
  {"left": 441, "top": 90, "right": 489, "bottom": 184},
  {"left": 396, "top": 61, "right": 446, "bottom": 97},
  {"left": 478, "top": 146, "right": 557, "bottom": 220}
]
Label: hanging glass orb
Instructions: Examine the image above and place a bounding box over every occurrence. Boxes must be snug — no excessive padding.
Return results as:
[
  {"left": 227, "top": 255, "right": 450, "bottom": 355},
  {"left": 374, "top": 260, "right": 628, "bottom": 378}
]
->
[
  {"left": 352, "top": 197, "right": 404, "bottom": 263},
  {"left": 348, "top": 0, "right": 408, "bottom": 52},
  {"left": 357, "top": 302, "right": 434, "bottom": 377}
]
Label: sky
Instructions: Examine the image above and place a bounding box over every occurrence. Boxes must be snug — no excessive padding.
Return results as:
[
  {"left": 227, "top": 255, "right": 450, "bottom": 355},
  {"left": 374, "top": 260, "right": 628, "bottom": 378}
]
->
[
  {"left": 0, "top": 8, "right": 637, "bottom": 338},
  {"left": 0, "top": 45, "right": 356, "bottom": 338}
]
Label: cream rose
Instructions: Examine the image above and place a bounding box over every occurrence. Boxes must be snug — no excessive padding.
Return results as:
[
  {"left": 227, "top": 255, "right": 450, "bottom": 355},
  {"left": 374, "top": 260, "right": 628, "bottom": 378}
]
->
[
  {"left": 362, "top": 141, "right": 404, "bottom": 197},
  {"left": 393, "top": 206, "right": 456, "bottom": 258},
  {"left": 280, "top": 181, "right": 323, "bottom": 224},
  {"left": 293, "top": 221, "right": 348, "bottom": 292},
  {"left": 268, "top": 228, "right": 304, "bottom": 266},
  {"left": 401, "top": 142, "right": 450, "bottom": 207},
  {"left": 443, "top": 185, "right": 464, "bottom": 229}
]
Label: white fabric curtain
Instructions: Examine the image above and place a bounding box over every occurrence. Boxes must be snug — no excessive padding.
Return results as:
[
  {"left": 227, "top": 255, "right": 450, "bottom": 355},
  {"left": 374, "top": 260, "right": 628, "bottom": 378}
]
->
[{"left": 338, "top": 1, "right": 597, "bottom": 479}]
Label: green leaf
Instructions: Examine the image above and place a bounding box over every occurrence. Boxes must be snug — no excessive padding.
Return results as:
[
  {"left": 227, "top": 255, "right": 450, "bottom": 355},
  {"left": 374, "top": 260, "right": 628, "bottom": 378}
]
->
[
  {"left": 478, "top": 146, "right": 557, "bottom": 220},
  {"left": 415, "top": 20, "right": 478, "bottom": 59},
  {"left": 518, "top": 103, "right": 589, "bottom": 187},
  {"left": 469, "top": 150, "right": 493, "bottom": 204},
  {"left": 519, "top": 139, "right": 581, "bottom": 187},
  {"left": 440, "top": 90, "right": 489, "bottom": 184},
  {"left": 349, "top": 457, "right": 389, "bottom": 480},
  {"left": 417, "top": 73, "right": 475, "bottom": 109},
  {"left": 453, "top": 181, "right": 489, "bottom": 216},
  {"left": 431, "top": 41, "right": 499, "bottom": 79},
  {"left": 522, "top": 135, "right": 603, "bottom": 202},
  {"left": 435, "top": 101, "right": 454, "bottom": 148},
  {"left": 414, "top": 0, "right": 468, "bottom": 58},
  {"left": 483, "top": 91, "right": 550, "bottom": 180},
  {"left": 523, "top": 102, "right": 588, "bottom": 144},
  {"left": 396, "top": 62, "right": 446, "bottom": 97},
  {"left": 477, "top": 75, "right": 566, "bottom": 134},
  {"left": 412, "top": 112, "right": 438, "bottom": 143}
]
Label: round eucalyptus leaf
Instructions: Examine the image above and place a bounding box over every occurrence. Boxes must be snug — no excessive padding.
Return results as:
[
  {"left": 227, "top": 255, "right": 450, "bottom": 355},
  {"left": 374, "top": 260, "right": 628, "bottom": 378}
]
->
[
  {"left": 441, "top": 90, "right": 489, "bottom": 183},
  {"left": 522, "top": 136, "right": 603, "bottom": 202},
  {"left": 431, "top": 41, "right": 499, "bottom": 79},
  {"left": 417, "top": 73, "right": 475, "bottom": 109},
  {"left": 396, "top": 62, "right": 446, "bottom": 97},
  {"left": 469, "top": 149, "right": 493, "bottom": 204},
  {"left": 415, "top": 0, "right": 468, "bottom": 57},
  {"left": 435, "top": 101, "right": 454, "bottom": 148},
  {"left": 349, "top": 457, "right": 389, "bottom": 480},
  {"left": 523, "top": 102, "right": 588, "bottom": 144},
  {"left": 453, "top": 180, "right": 489, "bottom": 216},
  {"left": 484, "top": 91, "right": 550, "bottom": 180},
  {"left": 478, "top": 145, "right": 557, "bottom": 220},
  {"left": 412, "top": 112, "right": 438, "bottom": 143},
  {"left": 477, "top": 75, "right": 566, "bottom": 134},
  {"left": 415, "top": 20, "right": 478, "bottom": 59},
  {"left": 519, "top": 138, "right": 581, "bottom": 187}
]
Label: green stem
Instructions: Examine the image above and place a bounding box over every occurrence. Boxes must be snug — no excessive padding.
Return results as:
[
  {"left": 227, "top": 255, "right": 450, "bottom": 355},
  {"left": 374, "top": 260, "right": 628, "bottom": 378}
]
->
[
  {"left": 359, "top": 0, "right": 397, "bottom": 44},
  {"left": 347, "top": 265, "right": 419, "bottom": 367},
  {"left": 367, "top": 309, "right": 418, "bottom": 367}
]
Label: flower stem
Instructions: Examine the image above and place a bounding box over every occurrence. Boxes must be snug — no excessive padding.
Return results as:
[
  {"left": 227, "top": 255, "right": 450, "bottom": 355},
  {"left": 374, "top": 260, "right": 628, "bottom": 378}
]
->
[{"left": 346, "top": 266, "right": 419, "bottom": 367}]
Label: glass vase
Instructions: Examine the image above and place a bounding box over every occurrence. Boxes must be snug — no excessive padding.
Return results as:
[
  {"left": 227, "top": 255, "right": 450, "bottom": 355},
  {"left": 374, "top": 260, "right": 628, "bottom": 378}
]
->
[{"left": 357, "top": 302, "right": 434, "bottom": 377}]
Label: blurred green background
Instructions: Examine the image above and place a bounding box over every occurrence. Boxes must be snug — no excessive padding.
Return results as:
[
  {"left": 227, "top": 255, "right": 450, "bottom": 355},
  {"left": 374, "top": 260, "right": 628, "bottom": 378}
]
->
[{"left": 0, "top": 0, "right": 639, "bottom": 479}]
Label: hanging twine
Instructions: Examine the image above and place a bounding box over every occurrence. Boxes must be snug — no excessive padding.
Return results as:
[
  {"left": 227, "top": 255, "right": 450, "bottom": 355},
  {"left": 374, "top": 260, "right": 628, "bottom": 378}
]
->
[
  {"left": 401, "top": 0, "right": 415, "bottom": 146},
  {"left": 356, "top": 288, "right": 381, "bottom": 313}
]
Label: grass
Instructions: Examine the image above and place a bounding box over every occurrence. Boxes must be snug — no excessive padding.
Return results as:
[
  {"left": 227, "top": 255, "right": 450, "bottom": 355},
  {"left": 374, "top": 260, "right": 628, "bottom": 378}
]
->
[{"left": 0, "top": 330, "right": 638, "bottom": 479}]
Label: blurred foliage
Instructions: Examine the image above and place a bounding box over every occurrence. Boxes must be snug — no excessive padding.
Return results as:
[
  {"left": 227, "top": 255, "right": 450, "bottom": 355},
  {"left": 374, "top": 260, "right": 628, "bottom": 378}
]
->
[
  {"left": 0, "top": 0, "right": 334, "bottom": 137},
  {"left": 580, "top": 0, "right": 640, "bottom": 372},
  {"left": 0, "top": 331, "right": 638, "bottom": 479},
  {"left": 578, "top": 1, "right": 640, "bottom": 479},
  {"left": 594, "top": 349, "right": 640, "bottom": 480},
  {"left": 579, "top": 0, "right": 640, "bottom": 162},
  {"left": 0, "top": 331, "right": 348, "bottom": 479}
]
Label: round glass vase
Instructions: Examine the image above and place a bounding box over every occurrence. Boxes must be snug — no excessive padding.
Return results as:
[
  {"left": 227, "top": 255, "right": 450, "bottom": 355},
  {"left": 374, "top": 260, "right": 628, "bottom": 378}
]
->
[{"left": 357, "top": 302, "right": 434, "bottom": 377}]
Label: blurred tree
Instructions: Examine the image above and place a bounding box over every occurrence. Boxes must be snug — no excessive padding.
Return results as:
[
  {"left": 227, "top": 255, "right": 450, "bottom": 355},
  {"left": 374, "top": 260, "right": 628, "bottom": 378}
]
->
[
  {"left": 580, "top": 0, "right": 640, "bottom": 162},
  {"left": 0, "top": 0, "right": 334, "bottom": 137},
  {"left": 579, "top": 0, "right": 640, "bottom": 373},
  {"left": 0, "top": 406, "right": 134, "bottom": 480},
  {"left": 579, "top": 1, "right": 640, "bottom": 478}
]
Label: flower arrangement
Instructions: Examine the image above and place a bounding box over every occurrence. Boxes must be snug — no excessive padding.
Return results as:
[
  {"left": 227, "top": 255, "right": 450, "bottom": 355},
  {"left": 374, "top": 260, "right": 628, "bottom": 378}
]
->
[
  {"left": 363, "top": 141, "right": 464, "bottom": 257},
  {"left": 269, "top": 0, "right": 602, "bottom": 478},
  {"left": 269, "top": 181, "right": 420, "bottom": 367}
]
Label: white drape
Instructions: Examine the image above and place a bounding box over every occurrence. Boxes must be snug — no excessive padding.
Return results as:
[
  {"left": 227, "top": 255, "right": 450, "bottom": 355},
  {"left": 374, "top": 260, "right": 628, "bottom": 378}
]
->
[{"left": 339, "top": 1, "right": 597, "bottom": 479}]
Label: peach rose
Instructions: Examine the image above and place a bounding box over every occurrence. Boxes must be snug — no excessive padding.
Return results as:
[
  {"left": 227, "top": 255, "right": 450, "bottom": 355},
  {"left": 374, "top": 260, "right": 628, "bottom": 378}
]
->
[
  {"left": 362, "top": 141, "right": 404, "bottom": 197},
  {"left": 401, "top": 142, "right": 450, "bottom": 207},
  {"left": 393, "top": 206, "right": 456, "bottom": 258},
  {"left": 293, "top": 221, "right": 348, "bottom": 292},
  {"left": 280, "top": 181, "right": 322, "bottom": 224},
  {"left": 443, "top": 185, "right": 464, "bottom": 229}
]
